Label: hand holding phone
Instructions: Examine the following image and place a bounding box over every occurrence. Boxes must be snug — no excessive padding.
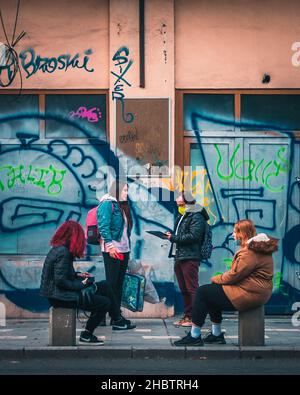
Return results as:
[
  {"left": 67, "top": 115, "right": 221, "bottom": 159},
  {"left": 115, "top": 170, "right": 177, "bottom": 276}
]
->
[
  {"left": 82, "top": 277, "right": 89, "bottom": 286},
  {"left": 108, "top": 247, "right": 124, "bottom": 260},
  {"left": 82, "top": 276, "right": 95, "bottom": 286}
]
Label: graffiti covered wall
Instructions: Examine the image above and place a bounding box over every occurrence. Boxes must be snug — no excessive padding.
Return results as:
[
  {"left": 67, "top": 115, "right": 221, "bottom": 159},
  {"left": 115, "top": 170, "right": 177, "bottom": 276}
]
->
[
  {"left": 0, "top": 0, "right": 176, "bottom": 318},
  {"left": 1, "top": 0, "right": 300, "bottom": 318},
  {"left": 1, "top": 93, "right": 299, "bottom": 316},
  {"left": 0, "top": 94, "right": 176, "bottom": 317},
  {"left": 182, "top": 93, "right": 300, "bottom": 313}
]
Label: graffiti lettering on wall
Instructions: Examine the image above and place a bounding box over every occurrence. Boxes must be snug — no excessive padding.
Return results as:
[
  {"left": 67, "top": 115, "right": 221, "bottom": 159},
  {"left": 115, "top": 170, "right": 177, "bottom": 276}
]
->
[
  {"left": 0, "top": 111, "right": 175, "bottom": 314},
  {"left": 69, "top": 107, "right": 102, "bottom": 123},
  {"left": 0, "top": 46, "right": 94, "bottom": 86},
  {"left": 0, "top": 1, "right": 26, "bottom": 88},
  {"left": 19, "top": 48, "right": 94, "bottom": 78},
  {"left": 0, "top": 164, "right": 67, "bottom": 196},
  {"left": 161, "top": 167, "right": 218, "bottom": 225},
  {"left": 0, "top": 43, "right": 20, "bottom": 87},
  {"left": 119, "top": 129, "right": 139, "bottom": 144},
  {"left": 214, "top": 144, "right": 291, "bottom": 192},
  {"left": 111, "top": 46, "right": 134, "bottom": 123},
  {"left": 0, "top": 103, "right": 299, "bottom": 315}
]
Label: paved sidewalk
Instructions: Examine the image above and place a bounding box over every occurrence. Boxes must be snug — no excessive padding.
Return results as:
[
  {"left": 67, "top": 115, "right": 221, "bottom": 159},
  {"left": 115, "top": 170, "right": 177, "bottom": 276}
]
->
[{"left": 0, "top": 315, "right": 299, "bottom": 359}]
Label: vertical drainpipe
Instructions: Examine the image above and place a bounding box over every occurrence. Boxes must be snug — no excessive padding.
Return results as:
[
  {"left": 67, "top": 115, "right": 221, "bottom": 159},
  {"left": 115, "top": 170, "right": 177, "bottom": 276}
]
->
[{"left": 139, "top": 0, "right": 145, "bottom": 88}]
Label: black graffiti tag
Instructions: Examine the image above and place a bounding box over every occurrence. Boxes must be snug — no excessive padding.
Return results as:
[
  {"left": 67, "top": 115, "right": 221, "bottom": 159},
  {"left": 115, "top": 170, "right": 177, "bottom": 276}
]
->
[{"left": 111, "top": 46, "right": 134, "bottom": 123}]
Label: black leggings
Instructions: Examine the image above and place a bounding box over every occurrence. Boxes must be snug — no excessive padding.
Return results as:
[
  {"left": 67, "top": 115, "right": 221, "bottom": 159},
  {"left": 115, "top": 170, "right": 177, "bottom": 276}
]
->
[
  {"left": 49, "top": 280, "right": 120, "bottom": 334},
  {"left": 102, "top": 251, "right": 129, "bottom": 315},
  {"left": 192, "top": 284, "right": 236, "bottom": 327}
]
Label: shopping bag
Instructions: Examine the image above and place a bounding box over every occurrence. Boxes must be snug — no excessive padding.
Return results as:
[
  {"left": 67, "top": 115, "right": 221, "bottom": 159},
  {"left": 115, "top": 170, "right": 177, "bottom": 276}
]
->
[
  {"left": 128, "top": 259, "right": 160, "bottom": 304},
  {"left": 121, "top": 272, "right": 146, "bottom": 312}
]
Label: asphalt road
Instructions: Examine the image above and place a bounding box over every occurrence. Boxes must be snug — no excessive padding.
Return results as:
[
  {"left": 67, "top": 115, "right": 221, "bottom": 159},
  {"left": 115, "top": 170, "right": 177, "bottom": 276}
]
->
[{"left": 0, "top": 357, "right": 300, "bottom": 375}]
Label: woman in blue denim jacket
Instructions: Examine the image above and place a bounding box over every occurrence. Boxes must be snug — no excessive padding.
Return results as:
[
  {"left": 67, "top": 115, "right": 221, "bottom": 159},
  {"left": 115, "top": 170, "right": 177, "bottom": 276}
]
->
[{"left": 97, "top": 179, "right": 135, "bottom": 330}]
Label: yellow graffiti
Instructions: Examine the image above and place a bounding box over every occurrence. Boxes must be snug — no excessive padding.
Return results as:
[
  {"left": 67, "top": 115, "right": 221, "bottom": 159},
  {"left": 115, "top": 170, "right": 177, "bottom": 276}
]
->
[{"left": 160, "top": 168, "right": 218, "bottom": 225}]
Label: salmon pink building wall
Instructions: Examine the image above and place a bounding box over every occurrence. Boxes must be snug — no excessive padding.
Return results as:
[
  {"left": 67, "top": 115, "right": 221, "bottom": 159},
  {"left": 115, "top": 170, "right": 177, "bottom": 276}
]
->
[
  {"left": 175, "top": 0, "right": 300, "bottom": 88},
  {"left": 0, "top": 0, "right": 109, "bottom": 89}
]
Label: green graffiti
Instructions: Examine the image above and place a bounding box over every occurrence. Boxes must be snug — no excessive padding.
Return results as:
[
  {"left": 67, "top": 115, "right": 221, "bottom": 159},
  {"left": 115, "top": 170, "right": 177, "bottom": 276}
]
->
[
  {"left": 0, "top": 164, "right": 67, "bottom": 196},
  {"left": 223, "top": 258, "right": 232, "bottom": 270},
  {"left": 212, "top": 259, "right": 232, "bottom": 277},
  {"left": 273, "top": 272, "right": 289, "bottom": 296},
  {"left": 47, "top": 164, "right": 67, "bottom": 195},
  {"left": 214, "top": 144, "right": 240, "bottom": 181},
  {"left": 214, "top": 144, "right": 291, "bottom": 192},
  {"left": 213, "top": 271, "right": 223, "bottom": 276},
  {"left": 273, "top": 272, "right": 282, "bottom": 289}
]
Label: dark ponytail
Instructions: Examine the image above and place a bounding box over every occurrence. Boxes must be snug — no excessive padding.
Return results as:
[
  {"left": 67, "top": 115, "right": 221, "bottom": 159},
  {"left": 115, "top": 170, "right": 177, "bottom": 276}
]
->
[{"left": 109, "top": 179, "right": 133, "bottom": 230}]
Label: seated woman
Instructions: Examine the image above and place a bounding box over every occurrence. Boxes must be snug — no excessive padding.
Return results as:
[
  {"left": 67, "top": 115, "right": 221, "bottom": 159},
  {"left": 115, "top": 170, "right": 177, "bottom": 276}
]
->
[
  {"left": 40, "top": 220, "right": 132, "bottom": 345},
  {"left": 174, "top": 219, "right": 278, "bottom": 347}
]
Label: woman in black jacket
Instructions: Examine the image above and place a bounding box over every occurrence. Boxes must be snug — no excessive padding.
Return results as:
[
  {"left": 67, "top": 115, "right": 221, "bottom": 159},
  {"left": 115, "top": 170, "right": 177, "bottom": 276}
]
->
[
  {"left": 166, "top": 191, "right": 210, "bottom": 327},
  {"left": 40, "top": 220, "right": 132, "bottom": 344}
]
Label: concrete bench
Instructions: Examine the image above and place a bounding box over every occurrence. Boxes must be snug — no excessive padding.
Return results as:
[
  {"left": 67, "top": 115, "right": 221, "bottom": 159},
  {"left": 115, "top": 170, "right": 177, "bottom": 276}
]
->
[
  {"left": 238, "top": 305, "right": 265, "bottom": 346},
  {"left": 49, "top": 307, "right": 76, "bottom": 346}
]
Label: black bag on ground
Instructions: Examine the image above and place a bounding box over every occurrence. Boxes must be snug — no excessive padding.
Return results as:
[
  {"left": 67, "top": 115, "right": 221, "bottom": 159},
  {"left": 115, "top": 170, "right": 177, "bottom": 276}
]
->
[{"left": 79, "top": 281, "right": 97, "bottom": 306}]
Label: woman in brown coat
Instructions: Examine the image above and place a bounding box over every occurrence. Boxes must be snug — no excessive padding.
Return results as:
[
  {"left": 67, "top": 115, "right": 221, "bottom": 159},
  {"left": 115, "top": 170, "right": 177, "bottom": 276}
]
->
[{"left": 174, "top": 219, "right": 278, "bottom": 347}]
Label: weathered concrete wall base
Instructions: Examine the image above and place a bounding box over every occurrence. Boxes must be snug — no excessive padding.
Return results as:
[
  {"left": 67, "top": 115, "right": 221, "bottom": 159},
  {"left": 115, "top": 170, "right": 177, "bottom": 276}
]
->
[
  {"left": 122, "top": 301, "right": 174, "bottom": 319},
  {"left": 0, "top": 295, "right": 48, "bottom": 319}
]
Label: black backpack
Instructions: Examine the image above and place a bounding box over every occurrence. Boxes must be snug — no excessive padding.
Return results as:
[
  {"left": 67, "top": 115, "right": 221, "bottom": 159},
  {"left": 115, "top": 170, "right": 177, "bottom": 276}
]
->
[{"left": 200, "top": 221, "right": 213, "bottom": 260}]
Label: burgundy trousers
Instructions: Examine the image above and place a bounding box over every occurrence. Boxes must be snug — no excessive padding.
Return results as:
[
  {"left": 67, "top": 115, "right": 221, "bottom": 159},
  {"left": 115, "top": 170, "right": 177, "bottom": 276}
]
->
[{"left": 174, "top": 259, "right": 200, "bottom": 319}]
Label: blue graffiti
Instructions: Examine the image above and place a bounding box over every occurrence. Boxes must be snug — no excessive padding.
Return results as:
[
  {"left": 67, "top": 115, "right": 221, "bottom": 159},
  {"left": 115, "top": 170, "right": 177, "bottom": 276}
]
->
[
  {"left": 0, "top": 109, "right": 175, "bottom": 313},
  {"left": 19, "top": 48, "right": 94, "bottom": 78},
  {"left": 233, "top": 198, "right": 276, "bottom": 230},
  {"left": 111, "top": 46, "right": 134, "bottom": 123},
  {"left": 0, "top": 101, "right": 299, "bottom": 314},
  {"left": 0, "top": 2, "right": 26, "bottom": 88},
  {"left": 189, "top": 109, "right": 299, "bottom": 312},
  {"left": 283, "top": 225, "right": 300, "bottom": 265}
]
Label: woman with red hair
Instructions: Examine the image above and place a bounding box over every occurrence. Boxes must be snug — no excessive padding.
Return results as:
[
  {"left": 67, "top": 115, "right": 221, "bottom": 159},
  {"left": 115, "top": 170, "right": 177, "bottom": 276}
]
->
[
  {"left": 174, "top": 219, "right": 278, "bottom": 347},
  {"left": 40, "top": 220, "right": 130, "bottom": 344}
]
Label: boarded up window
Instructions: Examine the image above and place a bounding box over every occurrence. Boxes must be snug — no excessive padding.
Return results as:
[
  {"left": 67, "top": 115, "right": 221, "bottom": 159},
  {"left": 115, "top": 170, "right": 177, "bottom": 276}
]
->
[{"left": 116, "top": 98, "right": 170, "bottom": 175}]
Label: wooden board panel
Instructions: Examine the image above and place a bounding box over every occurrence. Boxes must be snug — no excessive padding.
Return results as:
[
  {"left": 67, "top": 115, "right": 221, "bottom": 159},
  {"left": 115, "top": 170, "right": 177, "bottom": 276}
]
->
[{"left": 116, "top": 98, "right": 169, "bottom": 174}]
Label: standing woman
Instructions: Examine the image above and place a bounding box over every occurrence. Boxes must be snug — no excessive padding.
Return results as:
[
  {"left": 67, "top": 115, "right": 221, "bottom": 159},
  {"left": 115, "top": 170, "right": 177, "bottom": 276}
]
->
[{"left": 97, "top": 179, "right": 136, "bottom": 330}]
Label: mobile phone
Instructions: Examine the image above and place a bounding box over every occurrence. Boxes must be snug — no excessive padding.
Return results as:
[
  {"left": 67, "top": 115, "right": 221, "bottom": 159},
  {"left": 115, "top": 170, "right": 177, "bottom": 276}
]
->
[{"left": 115, "top": 252, "right": 124, "bottom": 261}]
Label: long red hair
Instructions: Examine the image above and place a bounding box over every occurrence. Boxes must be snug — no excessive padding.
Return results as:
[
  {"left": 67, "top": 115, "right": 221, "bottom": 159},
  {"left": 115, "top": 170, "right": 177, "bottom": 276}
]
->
[
  {"left": 51, "top": 220, "right": 86, "bottom": 258},
  {"left": 234, "top": 219, "right": 257, "bottom": 246}
]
